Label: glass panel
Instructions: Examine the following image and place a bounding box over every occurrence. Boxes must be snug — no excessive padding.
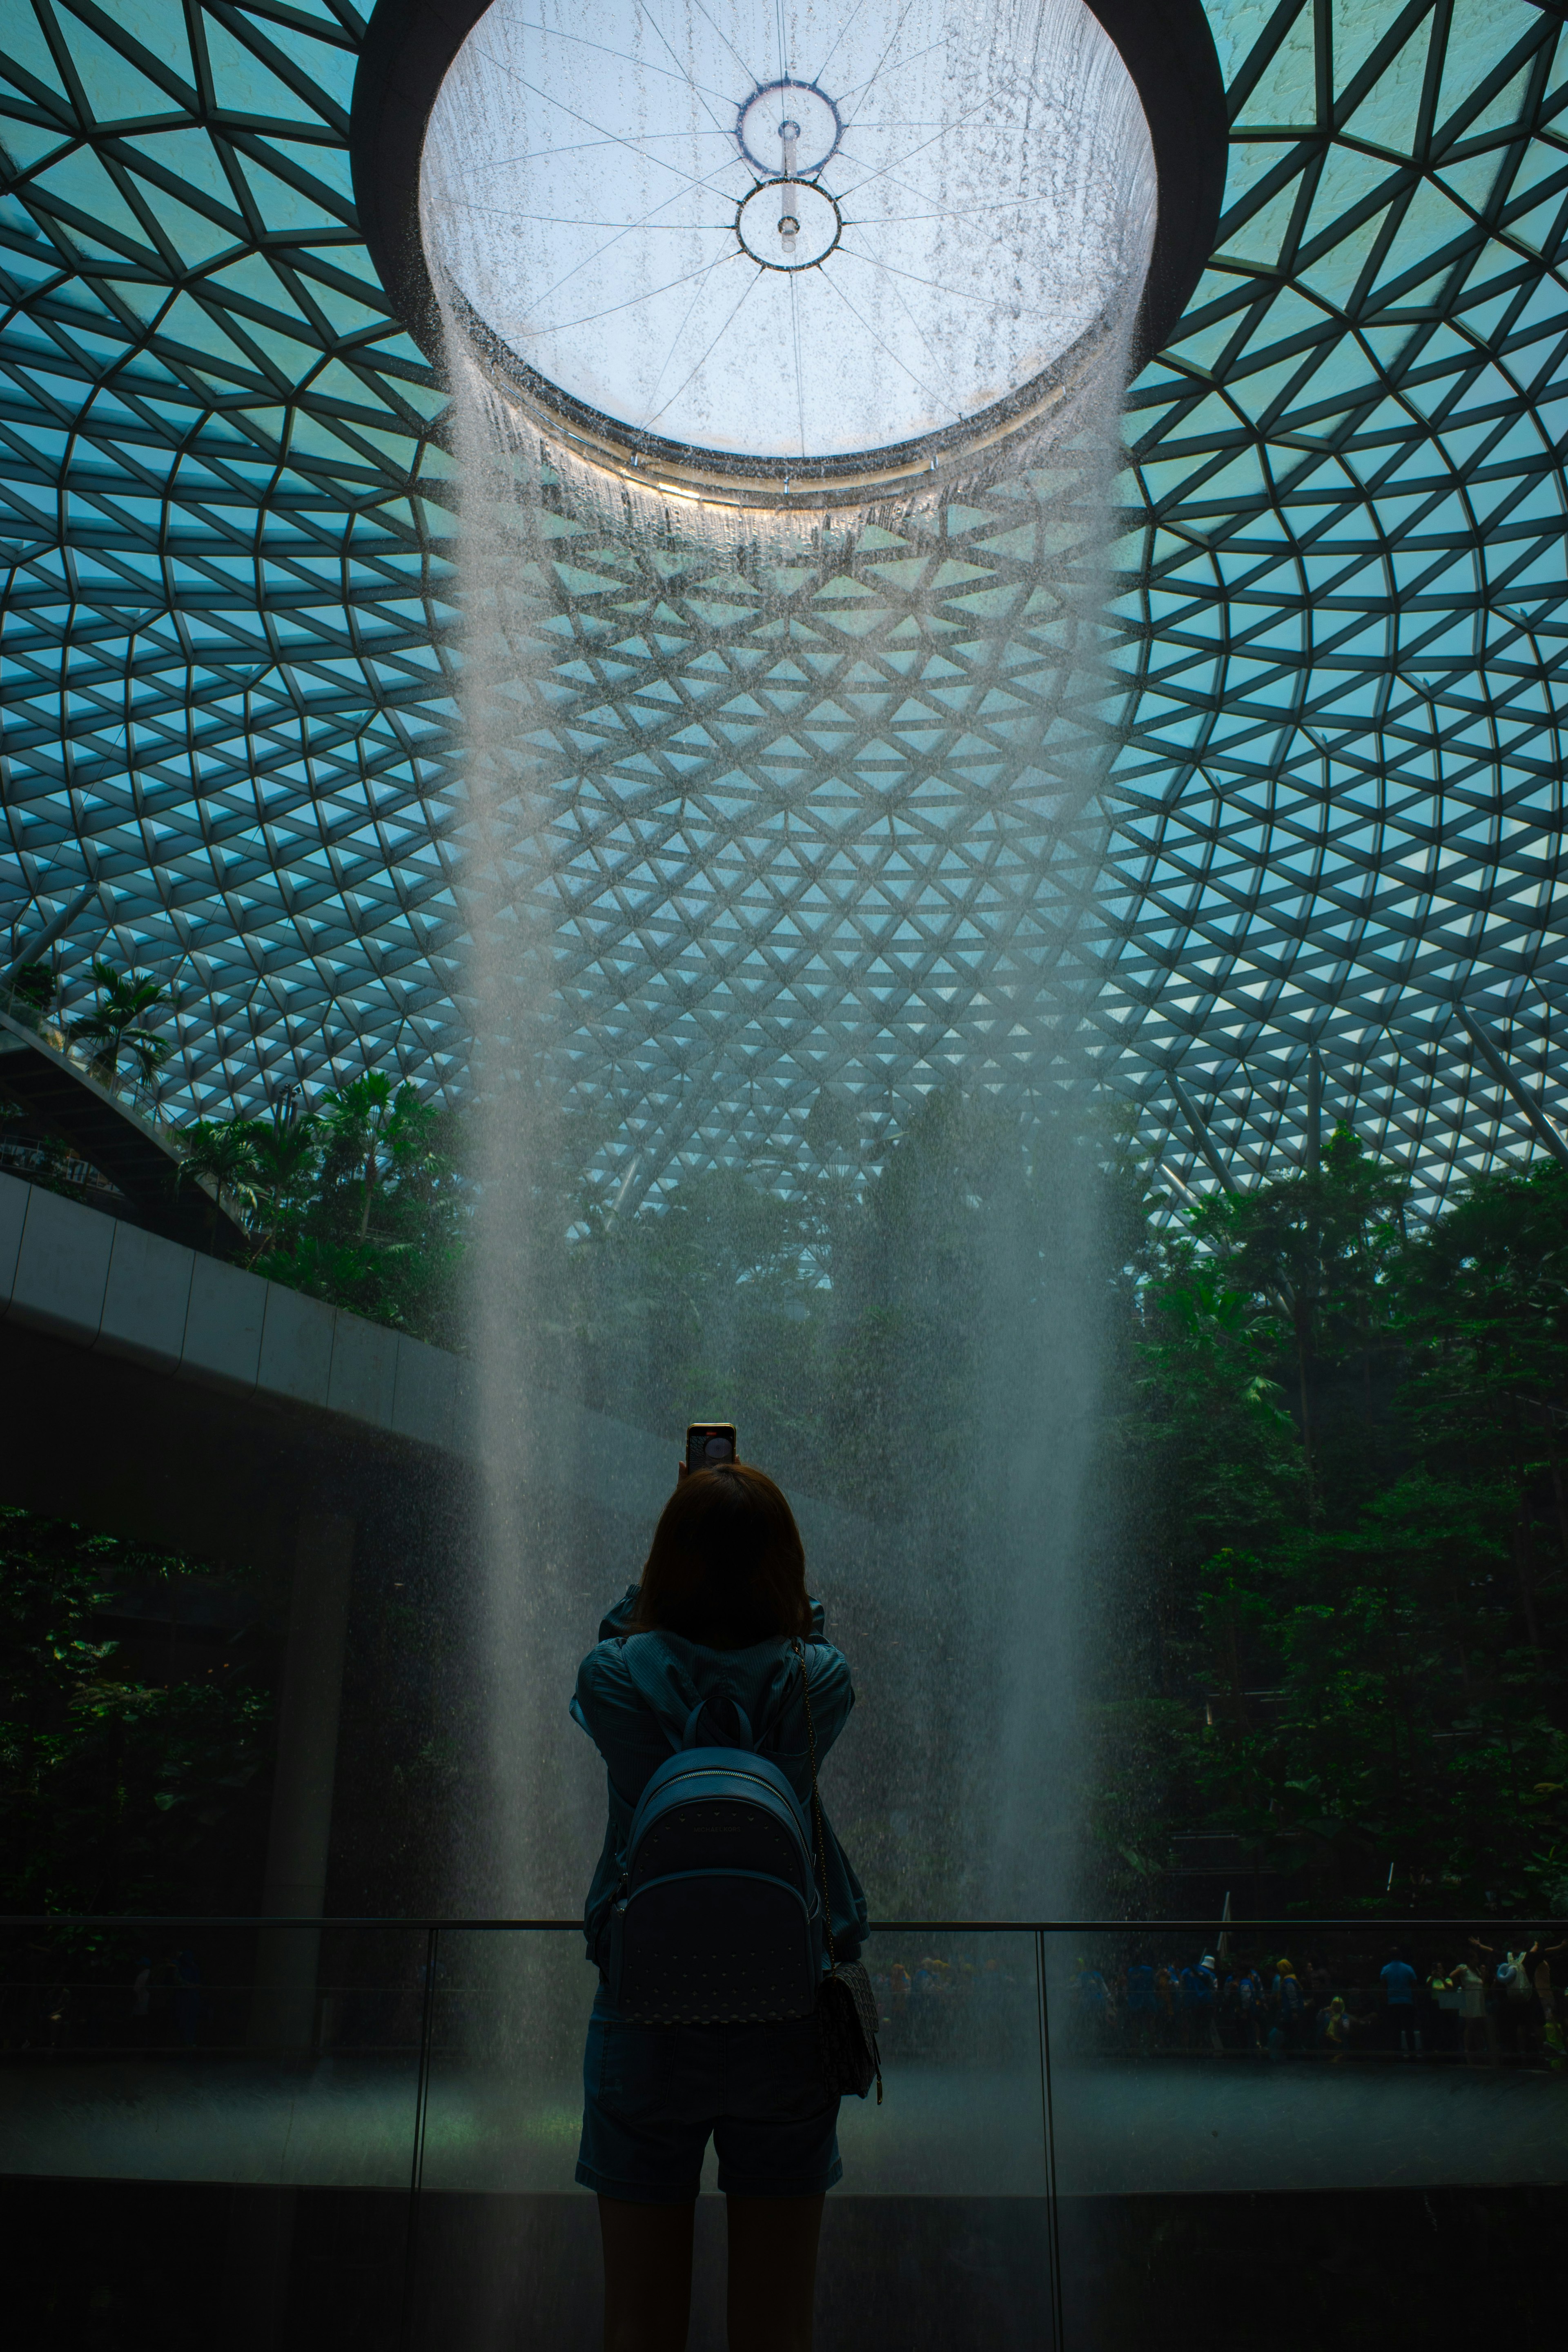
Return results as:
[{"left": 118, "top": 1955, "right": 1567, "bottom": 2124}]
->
[
  {"left": 1041, "top": 1922, "right": 1568, "bottom": 2343},
  {"left": 404, "top": 1925, "right": 599, "bottom": 2347},
  {"left": 829, "top": 1928, "right": 1054, "bottom": 2352},
  {"left": 0, "top": 1922, "right": 425, "bottom": 2180},
  {"left": 407, "top": 1924, "right": 1054, "bottom": 2350},
  {"left": 0, "top": 1920, "right": 426, "bottom": 2343},
  {"left": 10, "top": 1915, "right": 1564, "bottom": 2343},
  {"left": 417, "top": 1924, "right": 598, "bottom": 2197}
]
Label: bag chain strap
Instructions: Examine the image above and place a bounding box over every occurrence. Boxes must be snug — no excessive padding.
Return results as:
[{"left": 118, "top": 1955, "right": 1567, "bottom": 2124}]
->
[{"left": 793, "top": 1637, "right": 837, "bottom": 1974}]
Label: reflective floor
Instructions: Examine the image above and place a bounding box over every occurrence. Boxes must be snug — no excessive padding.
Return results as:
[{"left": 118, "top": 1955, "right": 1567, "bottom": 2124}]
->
[
  {"left": 3, "top": 2051, "right": 1564, "bottom": 2197},
  {"left": 4, "top": 2172, "right": 1566, "bottom": 2352},
  {"left": 6, "top": 1922, "right": 1566, "bottom": 2346}
]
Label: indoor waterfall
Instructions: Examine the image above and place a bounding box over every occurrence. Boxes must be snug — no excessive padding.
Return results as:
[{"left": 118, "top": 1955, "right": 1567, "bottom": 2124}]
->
[{"left": 423, "top": 0, "right": 1156, "bottom": 1936}]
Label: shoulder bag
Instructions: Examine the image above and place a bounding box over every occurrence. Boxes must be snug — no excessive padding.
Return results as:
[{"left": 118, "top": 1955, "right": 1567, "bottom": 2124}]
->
[{"left": 795, "top": 1638, "right": 883, "bottom": 2103}]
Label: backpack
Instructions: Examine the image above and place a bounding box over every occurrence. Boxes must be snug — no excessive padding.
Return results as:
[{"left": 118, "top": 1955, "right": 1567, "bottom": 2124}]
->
[{"left": 600, "top": 1635, "right": 824, "bottom": 2025}]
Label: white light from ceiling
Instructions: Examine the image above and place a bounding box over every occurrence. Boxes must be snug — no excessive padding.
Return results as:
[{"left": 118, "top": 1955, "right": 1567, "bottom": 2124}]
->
[{"left": 421, "top": 0, "right": 1156, "bottom": 465}]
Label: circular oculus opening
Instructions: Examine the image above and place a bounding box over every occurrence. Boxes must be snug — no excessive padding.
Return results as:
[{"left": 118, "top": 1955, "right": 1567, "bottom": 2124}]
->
[
  {"left": 355, "top": 0, "right": 1226, "bottom": 504},
  {"left": 388, "top": 0, "right": 1223, "bottom": 503}
]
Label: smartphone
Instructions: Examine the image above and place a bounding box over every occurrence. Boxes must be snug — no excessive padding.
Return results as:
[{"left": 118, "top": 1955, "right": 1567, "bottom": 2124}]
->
[{"left": 686, "top": 1421, "right": 738, "bottom": 1472}]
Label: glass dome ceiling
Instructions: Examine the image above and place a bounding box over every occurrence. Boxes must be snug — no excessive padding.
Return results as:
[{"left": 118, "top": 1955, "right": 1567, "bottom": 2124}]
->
[{"left": 0, "top": 0, "right": 1564, "bottom": 1208}]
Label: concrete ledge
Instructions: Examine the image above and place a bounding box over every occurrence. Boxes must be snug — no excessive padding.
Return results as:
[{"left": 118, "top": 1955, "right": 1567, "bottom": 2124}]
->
[
  {"left": 391, "top": 1334, "right": 459, "bottom": 1452},
  {"left": 181, "top": 1254, "right": 265, "bottom": 1395},
  {"left": 0, "top": 1170, "right": 452, "bottom": 1454},
  {"left": 7, "top": 1186, "right": 114, "bottom": 1343},
  {"left": 98, "top": 1223, "right": 194, "bottom": 1372},
  {"left": 258, "top": 1283, "right": 336, "bottom": 1408},
  {"left": 327, "top": 1312, "right": 398, "bottom": 1427},
  {"left": 0, "top": 1172, "right": 863, "bottom": 1551}
]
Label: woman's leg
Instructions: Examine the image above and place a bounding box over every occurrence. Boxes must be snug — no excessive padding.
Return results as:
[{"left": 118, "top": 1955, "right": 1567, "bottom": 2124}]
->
[
  {"left": 598, "top": 2195, "right": 696, "bottom": 2352},
  {"left": 725, "top": 2193, "right": 825, "bottom": 2352}
]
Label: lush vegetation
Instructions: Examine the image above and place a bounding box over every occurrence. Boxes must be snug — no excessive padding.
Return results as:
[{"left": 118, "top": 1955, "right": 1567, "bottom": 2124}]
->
[
  {"left": 7, "top": 962, "right": 1567, "bottom": 1920},
  {"left": 3, "top": 959, "right": 466, "bottom": 1343},
  {"left": 1101, "top": 1129, "right": 1568, "bottom": 1922},
  {"left": 549, "top": 1102, "right": 1568, "bottom": 1922},
  {"left": 183, "top": 1076, "right": 465, "bottom": 1346},
  {"left": 0, "top": 1508, "right": 271, "bottom": 1915}
]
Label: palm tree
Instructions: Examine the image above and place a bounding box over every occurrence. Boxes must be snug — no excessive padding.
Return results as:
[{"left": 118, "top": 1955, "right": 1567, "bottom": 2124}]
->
[
  {"left": 125, "top": 1032, "right": 170, "bottom": 1102},
  {"left": 246, "top": 1105, "right": 321, "bottom": 1254},
  {"left": 66, "top": 961, "right": 169, "bottom": 1086},
  {"left": 177, "top": 1116, "right": 261, "bottom": 1248},
  {"left": 319, "top": 1072, "right": 403, "bottom": 1238}
]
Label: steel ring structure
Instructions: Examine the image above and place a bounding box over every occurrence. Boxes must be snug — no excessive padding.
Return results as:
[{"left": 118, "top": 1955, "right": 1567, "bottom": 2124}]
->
[{"left": 0, "top": 0, "right": 1565, "bottom": 1209}]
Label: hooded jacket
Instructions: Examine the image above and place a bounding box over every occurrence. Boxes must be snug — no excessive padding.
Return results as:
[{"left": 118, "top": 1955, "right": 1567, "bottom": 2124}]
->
[{"left": 572, "top": 1584, "right": 868, "bottom": 1974}]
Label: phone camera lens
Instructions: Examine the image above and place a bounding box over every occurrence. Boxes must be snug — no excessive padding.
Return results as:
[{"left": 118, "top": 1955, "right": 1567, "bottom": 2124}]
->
[{"left": 705, "top": 1436, "right": 733, "bottom": 1461}]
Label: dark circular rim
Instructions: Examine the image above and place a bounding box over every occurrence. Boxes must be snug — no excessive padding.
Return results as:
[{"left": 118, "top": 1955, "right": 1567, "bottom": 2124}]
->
[
  {"left": 352, "top": 0, "right": 1227, "bottom": 472},
  {"left": 735, "top": 178, "right": 843, "bottom": 271},
  {"left": 443, "top": 273, "right": 1123, "bottom": 512},
  {"left": 736, "top": 78, "right": 844, "bottom": 176}
]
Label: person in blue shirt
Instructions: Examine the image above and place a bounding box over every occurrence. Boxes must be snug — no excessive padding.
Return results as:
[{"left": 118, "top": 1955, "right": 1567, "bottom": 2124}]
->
[
  {"left": 1179, "top": 1955, "right": 1220, "bottom": 2054},
  {"left": 1124, "top": 1958, "right": 1158, "bottom": 2056},
  {"left": 571, "top": 1456, "right": 867, "bottom": 2352},
  {"left": 1380, "top": 1947, "right": 1421, "bottom": 2059},
  {"left": 1232, "top": 1963, "right": 1264, "bottom": 2054},
  {"left": 1073, "top": 1960, "right": 1110, "bottom": 2051},
  {"left": 1273, "top": 1958, "right": 1304, "bottom": 2050}
]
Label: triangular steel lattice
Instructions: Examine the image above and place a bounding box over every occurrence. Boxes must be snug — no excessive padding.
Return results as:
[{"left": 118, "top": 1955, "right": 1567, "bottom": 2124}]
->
[{"left": 0, "top": 0, "right": 1564, "bottom": 1209}]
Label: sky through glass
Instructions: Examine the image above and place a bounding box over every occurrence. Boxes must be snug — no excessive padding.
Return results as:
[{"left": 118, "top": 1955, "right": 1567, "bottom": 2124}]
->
[{"left": 0, "top": 0, "right": 1563, "bottom": 1210}]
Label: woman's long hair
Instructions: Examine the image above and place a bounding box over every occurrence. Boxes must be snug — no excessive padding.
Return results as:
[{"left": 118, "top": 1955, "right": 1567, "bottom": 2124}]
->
[{"left": 629, "top": 1462, "right": 810, "bottom": 1646}]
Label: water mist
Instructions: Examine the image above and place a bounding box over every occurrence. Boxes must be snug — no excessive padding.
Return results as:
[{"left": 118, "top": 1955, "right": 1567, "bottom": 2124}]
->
[{"left": 429, "top": 0, "right": 1153, "bottom": 1937}]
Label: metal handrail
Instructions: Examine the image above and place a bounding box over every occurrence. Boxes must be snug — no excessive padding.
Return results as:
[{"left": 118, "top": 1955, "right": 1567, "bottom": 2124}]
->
[{"left": 2, "top": 1913, "right": 1562, "bottom": 1933}]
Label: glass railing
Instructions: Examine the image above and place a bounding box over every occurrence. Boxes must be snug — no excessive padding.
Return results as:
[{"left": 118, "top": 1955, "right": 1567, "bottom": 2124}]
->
[{"left": 2, "top": 1916, "right": 1564, "bottom": 2347}]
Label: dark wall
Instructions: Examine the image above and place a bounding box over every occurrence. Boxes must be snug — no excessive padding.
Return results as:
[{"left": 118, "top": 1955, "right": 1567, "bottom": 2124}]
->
[{"left": 0, "top": 1319, "right": 475, "bottom": 1916}]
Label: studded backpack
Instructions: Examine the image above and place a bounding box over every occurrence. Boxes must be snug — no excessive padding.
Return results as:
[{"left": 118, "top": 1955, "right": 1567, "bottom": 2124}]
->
[{"left": 600, "top": 1634, "right": 823, "bottom": 2025}]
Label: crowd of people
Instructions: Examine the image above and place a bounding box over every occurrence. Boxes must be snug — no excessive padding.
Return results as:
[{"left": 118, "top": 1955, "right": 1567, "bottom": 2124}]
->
[
  {"left": 7, "top": 1936, "right": 1566, "bottom": 2072},
  {"left": 1065, "top": 1938, "right": 1568, "bottom": 2067},
  {"left": 857, "top": 1938, "right": 1567, "bottom": 2070}
]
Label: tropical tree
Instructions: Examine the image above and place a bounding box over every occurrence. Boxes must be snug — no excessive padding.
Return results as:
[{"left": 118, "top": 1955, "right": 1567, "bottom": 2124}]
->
[
  {"left": 7, "top": 960, "right": 55, "bottom": 1016},
  {"left": 1394, "top": 1158, "right": 1568, "bottom": 1650},
  {"left": 245, "top": 1103, "right": 321, "bottom": 1254},
  {"left": 1092, "top": 1133, "right": 1568, "bottom": 1917},
  {"left": 251, "top": 1075, "right": 464, "bottom": 1342},
  {"left": 125, "top": 1031, "right": 170, "bottom": 1095},
  {"left": 65, "top": 960, "right": 170, "bottom": 1086},
  {"left": 1179, "top": 1125, "right": 1408, "bottom": 1513},
  {"left": 0, "top": 1505, "right": 272, "bottom": 1915},
  {"left": 315, "top": 1074, "right": 436, "bottom": 1240},
  {"left": 177, "top": 1116, "right": 261, "bottom": 1244}
]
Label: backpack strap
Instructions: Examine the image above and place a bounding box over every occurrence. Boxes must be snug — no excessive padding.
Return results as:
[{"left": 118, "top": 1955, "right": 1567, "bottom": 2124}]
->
[
  {"left": 684, "top": 1698, "right": 752, "bottom": 1749},
  {"left": 620, "top": 1633, "right": 754, "bottom": 1754}
]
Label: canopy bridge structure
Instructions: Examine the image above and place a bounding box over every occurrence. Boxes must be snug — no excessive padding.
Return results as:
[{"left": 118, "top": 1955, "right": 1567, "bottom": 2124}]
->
[{"left": 0, "top": 0, "right": 1565, "bottom": 1208}]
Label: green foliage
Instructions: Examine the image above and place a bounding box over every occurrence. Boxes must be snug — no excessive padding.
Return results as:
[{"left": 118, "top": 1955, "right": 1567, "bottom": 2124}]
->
[
  {"left": 29, "top": 971, "right": 1568, "bottom": 1919},
  {"left": 563, "top": 1085, "right": 1145, "bottom": 1521},
  {"left": 9, "top": 961, "right": 55, "bottom": 1014},
  {"left": 1094, "top": 1142, "right": 1568, "bottom": 1917},
  {"left": 180, "top": 1077, "right": 466, "bottom": 1346},
  {"left": 177, "top": 1115, "right": 264, "bottom": 1238},
  {"left": 64, "top": 960, "right": 169, "bottom": 1087},
  {"left": 0, "top": 1508, "right": 271, "bottom": 1913}
]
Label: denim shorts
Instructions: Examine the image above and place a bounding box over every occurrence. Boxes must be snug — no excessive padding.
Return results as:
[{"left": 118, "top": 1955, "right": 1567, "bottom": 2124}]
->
[{"left": 576, "top": 1991, "right": 842, "bottom": 2204}]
